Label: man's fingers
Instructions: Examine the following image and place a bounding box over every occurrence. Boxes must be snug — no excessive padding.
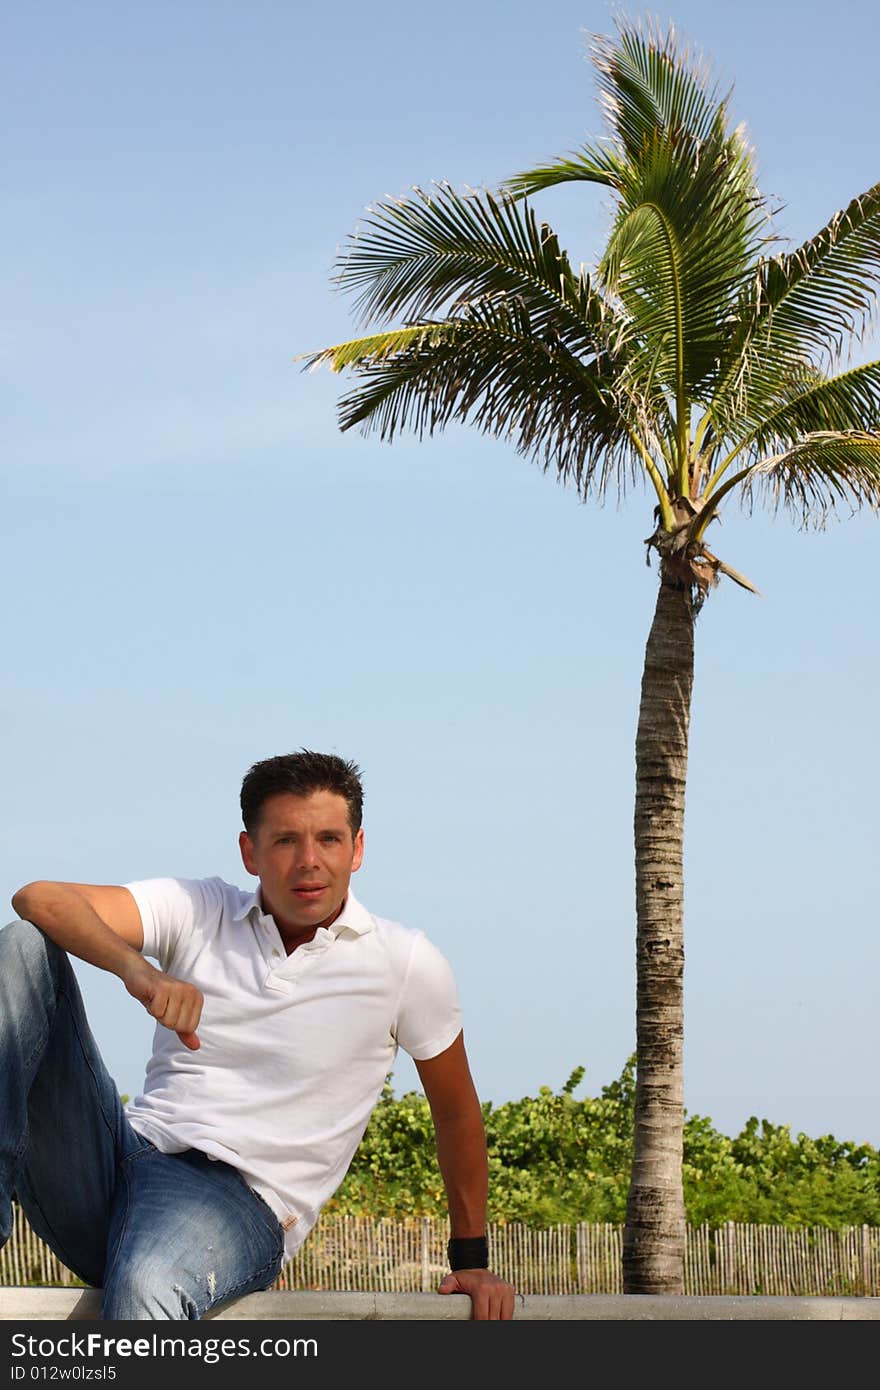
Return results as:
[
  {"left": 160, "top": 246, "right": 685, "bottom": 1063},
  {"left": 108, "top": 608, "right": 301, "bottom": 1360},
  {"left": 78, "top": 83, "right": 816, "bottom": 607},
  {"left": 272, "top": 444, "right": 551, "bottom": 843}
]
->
[
  {"left": 160, "top": 994, "right": 202, "bottom": 1034},
  {"left": 493, "top": 1287, "right": 516, "bottom": 1320},
  {"left": 144, "top": 978, "right": 203, "bottom": 1039},
  {"left": 438, "top": 1269, "right": 516, "bottom": 1320},
  {"left": 122, "top": 962, "right": 203, "bottom": 1046},
  {"left": 470, "top": 1292, "right": 515, "bottom": 1321}
]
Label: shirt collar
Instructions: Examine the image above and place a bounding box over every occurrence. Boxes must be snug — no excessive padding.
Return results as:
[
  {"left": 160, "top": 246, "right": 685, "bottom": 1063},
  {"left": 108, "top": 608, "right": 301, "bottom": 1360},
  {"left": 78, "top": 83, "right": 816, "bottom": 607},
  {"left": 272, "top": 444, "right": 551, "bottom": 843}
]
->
[
  {"left": 232, "top": 884, "right": 373, "bottom": 936},
  {"left": 329, "top": 888, "right": 373, "bottom": 937},
  {"left": 232, "top": 885, "right": 262, "bottom": 922}
]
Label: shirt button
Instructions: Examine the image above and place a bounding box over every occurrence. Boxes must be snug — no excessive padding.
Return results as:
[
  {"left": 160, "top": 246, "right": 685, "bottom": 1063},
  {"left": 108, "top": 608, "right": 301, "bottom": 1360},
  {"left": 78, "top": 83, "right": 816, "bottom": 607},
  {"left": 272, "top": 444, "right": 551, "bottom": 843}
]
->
[{"left": 272, "top": 949, "right": 281, "bottom": 957}]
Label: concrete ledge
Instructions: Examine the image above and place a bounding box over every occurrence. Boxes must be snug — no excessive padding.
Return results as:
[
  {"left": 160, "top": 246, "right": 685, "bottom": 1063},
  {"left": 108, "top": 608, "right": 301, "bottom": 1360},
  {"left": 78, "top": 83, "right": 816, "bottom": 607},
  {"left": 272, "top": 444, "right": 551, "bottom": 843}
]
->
[{"left": 1, "top": 1289, "right": 878, "bottom": 1320}]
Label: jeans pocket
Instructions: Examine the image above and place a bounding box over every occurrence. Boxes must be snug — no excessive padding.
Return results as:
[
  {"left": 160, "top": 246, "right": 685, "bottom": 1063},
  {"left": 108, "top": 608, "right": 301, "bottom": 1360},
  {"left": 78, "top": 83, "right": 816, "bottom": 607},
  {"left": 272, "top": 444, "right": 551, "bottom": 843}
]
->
[
  {"left": 118, "top": 1138, "right": 159, "bottom": 1167},
  {"left": 236, "top": 1176, "right": 285, "bottom": 1256}
]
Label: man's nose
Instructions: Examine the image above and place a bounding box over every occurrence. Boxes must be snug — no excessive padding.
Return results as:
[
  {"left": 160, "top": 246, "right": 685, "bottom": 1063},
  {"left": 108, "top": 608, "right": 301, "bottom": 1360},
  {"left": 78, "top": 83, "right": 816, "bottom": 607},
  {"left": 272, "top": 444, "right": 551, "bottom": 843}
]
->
[{"left": 294, "top": 836, "right": 320, "bottom": 868}]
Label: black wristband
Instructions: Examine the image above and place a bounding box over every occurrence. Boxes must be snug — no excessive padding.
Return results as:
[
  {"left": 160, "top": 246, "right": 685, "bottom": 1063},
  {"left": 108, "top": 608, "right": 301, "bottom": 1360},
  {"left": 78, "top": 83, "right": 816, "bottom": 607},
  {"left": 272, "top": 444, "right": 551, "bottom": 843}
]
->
[{"left": 447, "top": 1235, "right": 489, "bottom": 1270}]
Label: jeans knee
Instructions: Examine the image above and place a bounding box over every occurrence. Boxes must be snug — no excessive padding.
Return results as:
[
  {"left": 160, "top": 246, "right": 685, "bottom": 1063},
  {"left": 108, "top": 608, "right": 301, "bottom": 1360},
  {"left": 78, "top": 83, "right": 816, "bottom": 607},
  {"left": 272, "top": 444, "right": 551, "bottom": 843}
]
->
[
  {"left": 102, "top": 1266, "right": 198, "bottom": 1321},
  {"left": 0, "top": 919, "right": 63, "bottom": 974},
  {"left": 0, "top": 921, "right": 75, "bottom": 1047}
]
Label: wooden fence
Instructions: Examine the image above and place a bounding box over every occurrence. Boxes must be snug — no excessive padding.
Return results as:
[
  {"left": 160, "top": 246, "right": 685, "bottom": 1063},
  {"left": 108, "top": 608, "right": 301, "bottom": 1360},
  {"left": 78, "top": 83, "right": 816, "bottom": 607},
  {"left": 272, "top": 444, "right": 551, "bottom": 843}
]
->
[{"left": 2, "top": 1208, "right": 878, "bottom": 1296}]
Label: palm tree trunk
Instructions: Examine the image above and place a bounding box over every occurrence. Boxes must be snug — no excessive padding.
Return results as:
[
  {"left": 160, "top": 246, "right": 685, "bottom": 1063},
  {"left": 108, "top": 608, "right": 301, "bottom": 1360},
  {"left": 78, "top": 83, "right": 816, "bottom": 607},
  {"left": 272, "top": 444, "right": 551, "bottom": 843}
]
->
[{"left": 622, "top": 568, "right": 695, "bottom": 1294}]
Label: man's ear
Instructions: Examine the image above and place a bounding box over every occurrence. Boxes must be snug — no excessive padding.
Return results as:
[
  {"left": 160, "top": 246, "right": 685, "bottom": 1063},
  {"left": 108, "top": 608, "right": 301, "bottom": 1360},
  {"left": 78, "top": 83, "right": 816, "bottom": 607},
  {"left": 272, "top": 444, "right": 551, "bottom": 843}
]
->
[
  {"left": 351, "top": 827, "right": 365, "bottom": 873},
  {"left": 239, "top": 830, "right": 257, "bottom": 877}
]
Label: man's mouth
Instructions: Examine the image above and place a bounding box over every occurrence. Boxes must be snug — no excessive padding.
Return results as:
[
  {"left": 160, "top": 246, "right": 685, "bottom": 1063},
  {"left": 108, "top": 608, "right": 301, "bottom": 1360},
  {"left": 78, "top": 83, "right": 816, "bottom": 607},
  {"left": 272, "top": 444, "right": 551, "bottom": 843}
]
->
[{"left": 292, "top": 884, "right": 326, "bottom": 897}]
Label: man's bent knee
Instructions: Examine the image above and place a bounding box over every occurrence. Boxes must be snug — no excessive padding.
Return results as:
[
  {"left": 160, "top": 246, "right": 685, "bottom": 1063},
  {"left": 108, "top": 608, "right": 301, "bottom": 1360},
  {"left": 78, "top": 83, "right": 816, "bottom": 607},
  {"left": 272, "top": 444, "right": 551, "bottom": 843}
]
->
[
  {"left": 102, "top": 1267, "right": 199, "bottom": 1321},
  {"left": 0, "top": 919, "right": 66, "bottom": 973}
]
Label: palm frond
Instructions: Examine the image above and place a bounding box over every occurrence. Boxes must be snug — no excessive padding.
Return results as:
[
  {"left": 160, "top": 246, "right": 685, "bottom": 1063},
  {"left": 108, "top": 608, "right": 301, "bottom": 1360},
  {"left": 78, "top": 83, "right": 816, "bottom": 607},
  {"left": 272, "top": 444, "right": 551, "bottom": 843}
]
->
[
  {"left": 759, "top": 185, "right": 880, "bottom": 363},
  {"left": 740, "top": 432, "right": 880, "bottom": 527},
  {"left": 591, "top": 19, "right": 729, "bottom": 161},
  {"left": 748, "top": 361, "right": 880, "bottom": 449},
  {"left": 313, "top": 300, "right": 648, "bottom": 500},
  {"left": 712, "top": 186, "right": 880, "bottom": 435},
  {"left": 599, "top": 123, "right": 763, "bottom": 416},
  {"left": 299, "top": 326, "right": 442, "bottom": 373},
  {"left": 334, "top": 182, "right": 597, "bottom": 351},
  {"left": 505, "top": 142, "right": 627, "bottom": 200}
]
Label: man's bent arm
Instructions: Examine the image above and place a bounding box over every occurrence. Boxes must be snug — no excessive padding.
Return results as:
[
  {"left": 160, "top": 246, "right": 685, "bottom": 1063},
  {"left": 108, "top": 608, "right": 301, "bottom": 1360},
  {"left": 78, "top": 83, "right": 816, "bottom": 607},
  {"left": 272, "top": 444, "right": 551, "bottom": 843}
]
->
[
  {"left": 11, "top": 881, "right": 203, "bottom": 1049},
  {"left": 415, "top": 1033, "right": 515, "bottom": 1320}
]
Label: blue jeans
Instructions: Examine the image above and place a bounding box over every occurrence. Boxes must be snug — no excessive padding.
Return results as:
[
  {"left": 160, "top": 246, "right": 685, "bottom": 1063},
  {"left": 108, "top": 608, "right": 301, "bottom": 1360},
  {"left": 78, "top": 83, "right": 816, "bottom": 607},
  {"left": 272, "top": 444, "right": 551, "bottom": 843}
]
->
[{"left": 0, "top": 919, "right": 284, "bottom": 1319}]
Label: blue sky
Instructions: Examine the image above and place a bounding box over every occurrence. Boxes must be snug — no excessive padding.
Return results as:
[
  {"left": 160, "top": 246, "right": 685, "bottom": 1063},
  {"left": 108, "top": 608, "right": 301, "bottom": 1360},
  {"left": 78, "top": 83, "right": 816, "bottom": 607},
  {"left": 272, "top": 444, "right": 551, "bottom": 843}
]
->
[{"left": 4, "top": 0, "right": 879, "bottom": 1146}]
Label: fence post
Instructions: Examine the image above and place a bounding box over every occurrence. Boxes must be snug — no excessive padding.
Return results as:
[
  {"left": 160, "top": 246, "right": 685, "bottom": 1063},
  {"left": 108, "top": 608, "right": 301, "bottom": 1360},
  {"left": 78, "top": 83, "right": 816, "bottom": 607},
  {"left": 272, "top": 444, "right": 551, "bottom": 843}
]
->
[{"left": 420, "top": 1217, "right": 431, "bottom": 1293}]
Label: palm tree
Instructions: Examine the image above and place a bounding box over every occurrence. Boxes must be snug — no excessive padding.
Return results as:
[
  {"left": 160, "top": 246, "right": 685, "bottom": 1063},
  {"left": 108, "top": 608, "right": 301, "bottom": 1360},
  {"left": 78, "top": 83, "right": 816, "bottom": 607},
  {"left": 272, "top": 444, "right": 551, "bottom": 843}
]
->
[{"left": 303, "top": 18, "right": 880, "bottom": 1292}]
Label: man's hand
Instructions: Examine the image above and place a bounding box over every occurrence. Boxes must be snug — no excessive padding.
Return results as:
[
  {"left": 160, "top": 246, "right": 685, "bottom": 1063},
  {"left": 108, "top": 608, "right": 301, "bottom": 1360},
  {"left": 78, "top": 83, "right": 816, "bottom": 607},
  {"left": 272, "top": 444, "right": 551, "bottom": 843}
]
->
[
  {"left": 120, "top": 956, "right": 204, "bottom": 1051},
  {"left": 439, "top": 1268, "right": 516, "bottom": 1320},
  {"left": 11, "top": 879, "right": 203, "bottom": 1050}
]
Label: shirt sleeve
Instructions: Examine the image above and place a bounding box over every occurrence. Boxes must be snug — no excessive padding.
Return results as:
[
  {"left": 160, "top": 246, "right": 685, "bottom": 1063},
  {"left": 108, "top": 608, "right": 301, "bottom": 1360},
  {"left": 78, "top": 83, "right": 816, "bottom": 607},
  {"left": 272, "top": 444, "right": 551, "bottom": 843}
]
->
[
  {"left": 394, "top": 931, "right": 462, "bottom": 1061},
  {"left": 124, "top": 876, "right": 217, "bottom": 970}
]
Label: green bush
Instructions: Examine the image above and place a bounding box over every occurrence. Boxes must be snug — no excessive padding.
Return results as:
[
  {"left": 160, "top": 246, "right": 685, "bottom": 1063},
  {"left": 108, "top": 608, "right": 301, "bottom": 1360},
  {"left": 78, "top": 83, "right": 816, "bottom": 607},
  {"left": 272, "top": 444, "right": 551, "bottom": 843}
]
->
[{"left": 328, "top": 1056, "right": 880, "bottom": 1228}]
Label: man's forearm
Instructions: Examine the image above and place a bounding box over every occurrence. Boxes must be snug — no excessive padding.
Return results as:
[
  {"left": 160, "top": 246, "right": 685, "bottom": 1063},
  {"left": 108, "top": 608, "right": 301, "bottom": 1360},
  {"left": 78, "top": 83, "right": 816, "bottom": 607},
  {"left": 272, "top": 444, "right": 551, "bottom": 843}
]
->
[
  {"left": 13, "top": 878, "right": 204, "bottom": 1050},
  {"left": 433, "top": 1106, "right": 490, "bottom": 1238},
  {"left": 11, "top": 881, "right": 203, "bottom": 1049},
  {"left": 432, "top": 1103, "right": 517, "bottom": 1317},
  {"left": 12, "top": 882, "right": 143, "bottom": 982}
]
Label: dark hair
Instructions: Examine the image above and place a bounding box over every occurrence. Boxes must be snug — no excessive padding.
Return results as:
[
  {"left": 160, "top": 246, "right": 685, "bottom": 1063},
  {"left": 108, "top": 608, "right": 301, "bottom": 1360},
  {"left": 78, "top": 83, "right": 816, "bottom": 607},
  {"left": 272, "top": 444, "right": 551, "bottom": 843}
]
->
[{"left": 240, "top": 750, "right": 364, "bottom": 837}]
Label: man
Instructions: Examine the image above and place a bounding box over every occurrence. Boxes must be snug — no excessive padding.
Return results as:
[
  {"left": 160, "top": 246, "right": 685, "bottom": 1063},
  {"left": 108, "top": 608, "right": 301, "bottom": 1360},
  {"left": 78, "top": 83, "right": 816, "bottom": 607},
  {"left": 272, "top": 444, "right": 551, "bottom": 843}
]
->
[{"left": 1, "top": 750, "right": 515, "bottom": 1320}]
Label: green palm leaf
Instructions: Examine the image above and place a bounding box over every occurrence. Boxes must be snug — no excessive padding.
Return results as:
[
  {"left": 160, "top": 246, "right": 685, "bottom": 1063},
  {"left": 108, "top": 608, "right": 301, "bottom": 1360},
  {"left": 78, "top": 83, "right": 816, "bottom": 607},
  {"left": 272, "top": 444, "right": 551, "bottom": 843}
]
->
[
  {"left": 760, "top": 185, "right": 880, "bottom": 363},
  {"left": 749, "top": 361, "right": 880, "bottom": 447},
  {"left": 601, "top": 128, "right": 760, "bottom": 392},
  {"left": 506, "top": 18, "right": 764, "bottom": 491},
  {"left": 306, "top": 302, "right": 644, "bottom": 499},
  {"left": 505, "top": 142, "right": 628, "bottom": 200},
  {"left": 591, "top": 20, "right": 727, "bottom": 159},
  {"left": 711, "top": 187, "right": 880, "bottom": 438},
  {"left": 334, "top": 182, "right": 599, "bottom": 355},
  {"left": 741, "top": 432, "right": 880, "bottom": 526},
  {"left": 300, "top": 325, "right": 445, "bottom": 373}
]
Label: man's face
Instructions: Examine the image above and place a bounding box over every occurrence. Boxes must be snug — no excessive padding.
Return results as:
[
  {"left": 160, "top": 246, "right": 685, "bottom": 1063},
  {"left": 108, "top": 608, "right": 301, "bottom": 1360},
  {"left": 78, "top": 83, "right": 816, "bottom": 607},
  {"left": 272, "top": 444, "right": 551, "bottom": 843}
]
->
[{"left": 239, "top": 789, "right": 364, "bottom": 939}]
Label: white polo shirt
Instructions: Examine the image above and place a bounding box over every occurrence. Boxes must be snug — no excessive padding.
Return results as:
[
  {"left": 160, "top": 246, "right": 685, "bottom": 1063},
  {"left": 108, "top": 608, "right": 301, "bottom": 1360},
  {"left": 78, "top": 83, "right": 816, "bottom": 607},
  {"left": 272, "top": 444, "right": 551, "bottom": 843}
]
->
[{"left": 122, "top": 876, "right": 462, "bottom": 1257}]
